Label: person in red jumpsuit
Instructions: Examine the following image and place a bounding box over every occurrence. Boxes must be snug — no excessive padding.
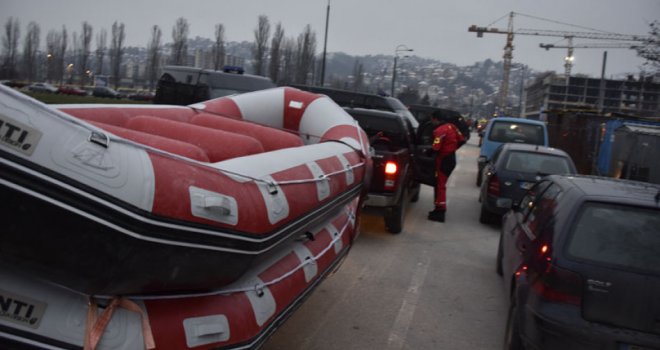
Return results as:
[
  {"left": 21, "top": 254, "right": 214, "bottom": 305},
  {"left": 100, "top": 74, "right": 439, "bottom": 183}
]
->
[{"left": 428, "top": 112, "right": 464, "bottom": 222}]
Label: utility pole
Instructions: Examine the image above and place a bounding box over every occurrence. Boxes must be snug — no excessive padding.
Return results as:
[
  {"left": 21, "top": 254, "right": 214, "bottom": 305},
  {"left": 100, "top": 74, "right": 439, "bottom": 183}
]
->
[{"left": 320, "top": 0, "right": 330, "bottom": 86}]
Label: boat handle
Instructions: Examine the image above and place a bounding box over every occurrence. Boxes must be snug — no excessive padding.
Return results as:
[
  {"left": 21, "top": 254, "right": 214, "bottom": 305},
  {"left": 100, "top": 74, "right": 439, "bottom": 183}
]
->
[
  {"left": 202, "top": 196, "right": 232, "bottom": 216},
  {"left": 89, "top": 131, "right": 109, "bottom": 148}
]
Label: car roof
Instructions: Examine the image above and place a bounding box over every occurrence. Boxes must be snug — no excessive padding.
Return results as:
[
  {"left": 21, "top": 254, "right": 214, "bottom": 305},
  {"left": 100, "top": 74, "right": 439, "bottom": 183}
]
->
[
  {"left": 548, "top": 174, "right": 660, "bottom": 206},
  {"left": 499, "top": 143, "right": 570, "bottom": 157},
  {"left": 344, "top": 107, "right": 402, "bottom": 120},
  {"left": 490, "top": 117, "right": 546, "bottom": 126}
]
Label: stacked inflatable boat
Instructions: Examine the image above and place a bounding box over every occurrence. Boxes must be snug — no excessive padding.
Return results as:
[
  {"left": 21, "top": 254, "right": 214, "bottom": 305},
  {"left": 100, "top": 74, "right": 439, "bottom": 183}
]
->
[{"left": 0, "top": 85, "right": 370, "bottom": 349}]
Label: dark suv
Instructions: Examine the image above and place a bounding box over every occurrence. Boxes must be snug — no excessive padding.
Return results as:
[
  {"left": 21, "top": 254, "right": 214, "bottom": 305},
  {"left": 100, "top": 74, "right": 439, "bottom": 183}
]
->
[
  {"left": 288, "top": 85, "right": 419, "bottom": 131},
  {"left": 498, "top": 175, "right": 660, "bottom": 350}
]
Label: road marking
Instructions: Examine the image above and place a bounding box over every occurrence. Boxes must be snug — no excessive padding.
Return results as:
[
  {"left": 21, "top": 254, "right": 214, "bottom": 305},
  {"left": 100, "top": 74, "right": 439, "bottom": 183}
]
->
[{"left": 387, "top": 251, "right": 430, "bottom": 350}]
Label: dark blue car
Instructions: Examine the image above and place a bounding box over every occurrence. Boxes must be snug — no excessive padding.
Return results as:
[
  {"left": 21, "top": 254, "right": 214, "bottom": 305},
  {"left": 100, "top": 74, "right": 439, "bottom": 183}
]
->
[
  {"left": 479, "top": 143, "right": 576, "bottom": 224},
  {"left": 498, "top": 175, "right": 660, "bottom": 350}
]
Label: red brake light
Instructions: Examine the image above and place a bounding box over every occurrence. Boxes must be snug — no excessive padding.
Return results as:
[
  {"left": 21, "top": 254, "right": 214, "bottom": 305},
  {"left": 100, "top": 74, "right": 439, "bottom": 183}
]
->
[
  {"left": 384, "top": 161, "right": 398, "bottom": 191},
  {"left": 531, "top": 265, "right": 582, "bottom": 305},
  {"left": 385, "top": 162, "right": 398, "bottom": 175},
  {"left": 487, "top": 173, "right": 500, "bottom": 196}
]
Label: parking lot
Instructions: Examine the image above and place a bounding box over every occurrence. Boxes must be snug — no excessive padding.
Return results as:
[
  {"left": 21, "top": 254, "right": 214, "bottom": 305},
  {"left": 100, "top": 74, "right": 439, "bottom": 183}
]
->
[{"left": 263, "top": 134, "right": 509, "bottom": 349}]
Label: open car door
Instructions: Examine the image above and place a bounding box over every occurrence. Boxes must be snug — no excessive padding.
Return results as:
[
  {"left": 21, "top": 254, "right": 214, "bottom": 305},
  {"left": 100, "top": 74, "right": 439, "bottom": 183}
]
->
[{"left": 414, "top": 121, "right": 437, "bottom": 187}]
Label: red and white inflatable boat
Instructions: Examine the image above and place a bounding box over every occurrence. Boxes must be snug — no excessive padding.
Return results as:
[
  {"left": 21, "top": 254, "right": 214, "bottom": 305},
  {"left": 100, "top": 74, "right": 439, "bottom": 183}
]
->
[{"left": 0, "top": 84, "right": 370, "bottom": 348}]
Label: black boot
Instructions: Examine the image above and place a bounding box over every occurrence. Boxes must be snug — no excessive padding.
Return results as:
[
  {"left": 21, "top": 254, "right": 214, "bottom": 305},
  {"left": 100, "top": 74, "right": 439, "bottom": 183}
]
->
[{"left": 427, "top": 209, "right": 445, "bottom": 222}]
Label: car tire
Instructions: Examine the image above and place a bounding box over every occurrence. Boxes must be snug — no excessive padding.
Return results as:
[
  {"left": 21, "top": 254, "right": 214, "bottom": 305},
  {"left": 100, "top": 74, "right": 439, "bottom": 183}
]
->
[
  {"left": 496, "top": 233, "right": 504, "bottom": 276},
  {"left": 503, "top": 300, "right": 524, "bottom": 350},
  {"left": 385, "top": 188, "right": 406, "bottom": 234},
  {"left": 479, "top": 204, "right": 495, "bottom": 224}
]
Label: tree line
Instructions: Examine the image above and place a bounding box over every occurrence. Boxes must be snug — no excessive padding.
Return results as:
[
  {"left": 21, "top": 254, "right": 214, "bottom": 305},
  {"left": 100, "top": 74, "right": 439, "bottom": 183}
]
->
[{"left": 0, "top": 15, "right": 319, "bottom": 89}]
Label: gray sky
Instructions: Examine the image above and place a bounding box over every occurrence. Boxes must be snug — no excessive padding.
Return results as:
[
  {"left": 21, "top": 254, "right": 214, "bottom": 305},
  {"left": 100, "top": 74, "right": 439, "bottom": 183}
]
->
[{"left": 1, "top": 0, "right": 658, "bottom": 77}]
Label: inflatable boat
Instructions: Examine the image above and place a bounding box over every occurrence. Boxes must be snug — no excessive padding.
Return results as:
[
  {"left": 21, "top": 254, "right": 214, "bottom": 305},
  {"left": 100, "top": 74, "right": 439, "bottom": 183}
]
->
[{"left": 0, "top": 85, "right": 370, "bottom": 296}]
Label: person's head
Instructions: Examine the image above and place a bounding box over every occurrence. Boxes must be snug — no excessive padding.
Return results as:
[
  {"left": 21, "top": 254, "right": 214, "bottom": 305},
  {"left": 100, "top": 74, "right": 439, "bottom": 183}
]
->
[{"left": 430, "top": 111, "right": 447, "bottom": 126}]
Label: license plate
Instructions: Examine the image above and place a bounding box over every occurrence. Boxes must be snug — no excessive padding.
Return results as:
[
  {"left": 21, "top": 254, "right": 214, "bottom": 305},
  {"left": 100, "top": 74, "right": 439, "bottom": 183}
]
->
[
  {"left": 0, "top": 289, "right": 47, "bottom": 329},
  {"left": 519, "top": 182, "right": 534, "bottom": 190}
]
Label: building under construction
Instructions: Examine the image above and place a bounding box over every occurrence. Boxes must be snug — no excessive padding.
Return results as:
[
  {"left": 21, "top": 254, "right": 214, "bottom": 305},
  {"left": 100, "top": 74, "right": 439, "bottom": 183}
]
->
[{"left": 524, "top": 72, "right": 660, "bottom": 119}]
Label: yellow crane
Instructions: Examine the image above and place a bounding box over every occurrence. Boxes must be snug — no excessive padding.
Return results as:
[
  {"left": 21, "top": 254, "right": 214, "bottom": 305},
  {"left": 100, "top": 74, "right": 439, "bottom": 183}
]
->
[{"left": 468, "top": 11, "right": 648, "bottom": 114}]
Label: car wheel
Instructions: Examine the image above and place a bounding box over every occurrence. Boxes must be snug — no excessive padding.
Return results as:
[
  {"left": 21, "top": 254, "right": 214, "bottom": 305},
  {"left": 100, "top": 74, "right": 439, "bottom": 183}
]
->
[
  {"left": 479, "top": 203, "right": 495, "bottom": 224},
  {"left": 385, "top": 188, "right": 406, "bottom": 234},
  {"left": 503, "top": 300, "right": 524, "bottom": 350},
  {"left": 496, "top": 233, "right": 504, "bottom": 276}
]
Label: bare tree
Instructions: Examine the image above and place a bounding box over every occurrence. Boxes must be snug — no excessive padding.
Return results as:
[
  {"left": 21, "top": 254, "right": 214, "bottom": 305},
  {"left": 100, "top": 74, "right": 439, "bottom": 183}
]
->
[
  {"left": 269, "top": 22, "right": 284, "bottom": 83},
  {"left": 213, "top": 23, "right": 225, "bottom": 70},
  {"left": 79, "top": 22, "right": 93, "bottom": 85},
  {"left": 252, "top": 15, "right": 270, "bottom": 76},
  {"left": 281, "top": 37, "right": 297, "bottom": 85},
  {"left": 147, "top": 25, "right": 162, "bottom": 90},
  {"left": 295, "top": 25, "right": 316, "bottom": 84},
  {"left": 95, "top": 28, "right": 107, "bottom": 75},
  {"left": 110, "top": 21, "right": 125, "bottom": 89},
  {"left": 45, "top": 30, "right": 62, "bottom": 82},
  {"left": 58, "top": 26, "right": 68, "bottom": 84},
  {"left": 171, "top": 17, "right": 189, "bottom": 66},
  {"left": 22, "top": 21, "right": 40, "bottom": 82},
  {"left": 1, "top": 17, "right": 20, "bottom": 79}
]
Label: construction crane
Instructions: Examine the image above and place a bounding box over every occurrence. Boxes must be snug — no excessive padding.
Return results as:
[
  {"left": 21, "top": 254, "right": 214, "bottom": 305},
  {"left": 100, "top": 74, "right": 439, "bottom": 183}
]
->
[
  {"left": 468, "top": 11, "right": 648, "bottom": 114},
  {"left": 539, "top": 39, "right": 641, "bottom": 77}
]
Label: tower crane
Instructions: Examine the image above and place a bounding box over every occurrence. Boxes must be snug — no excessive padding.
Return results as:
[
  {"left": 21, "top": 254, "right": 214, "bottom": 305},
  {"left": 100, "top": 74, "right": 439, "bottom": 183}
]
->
[
  {"left": 468, "top": 11, "right": 648, "bottom": 114},
  {"left": 539, "top": 39, "right": 641, "bottom": 77}
]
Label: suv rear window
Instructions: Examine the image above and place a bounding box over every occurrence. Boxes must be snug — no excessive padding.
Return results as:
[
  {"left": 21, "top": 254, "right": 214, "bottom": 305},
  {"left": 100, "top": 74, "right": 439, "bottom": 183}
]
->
[
  {"left": 351, "top": 113, "right": 408, "bottom": 148},
  {"left": 567, "top": 202, "right": 660, "bottom": 273},
  {"left": 489, "top": 121, "right": 545, "bottom": 145}
]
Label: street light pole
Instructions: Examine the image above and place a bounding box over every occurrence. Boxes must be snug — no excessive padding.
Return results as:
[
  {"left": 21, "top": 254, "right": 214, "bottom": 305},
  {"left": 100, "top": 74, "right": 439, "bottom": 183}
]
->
[
  {"left": 391, "top": 44, "right": 413, "bottom": 97},
  {"left": 320, "top": 0, "right": 330, "bottom": 86}
]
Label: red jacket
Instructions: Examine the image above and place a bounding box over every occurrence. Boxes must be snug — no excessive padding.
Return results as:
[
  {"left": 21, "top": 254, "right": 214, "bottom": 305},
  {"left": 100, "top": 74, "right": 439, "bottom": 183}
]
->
[{"left": 432, "top": 123, "right": 462, "bottom": 158}]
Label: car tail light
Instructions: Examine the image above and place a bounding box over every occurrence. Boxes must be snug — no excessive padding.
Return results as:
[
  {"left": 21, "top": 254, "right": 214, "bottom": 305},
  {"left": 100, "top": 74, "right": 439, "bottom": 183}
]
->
[
  {"left": 384, "top": 161, "right": 398, "bottom": 191},
  {"left": 487, "top": 173, "right": 500, "bottom": 196},
  {"left": 529, "top": 243, "right": 582, "bottom": 305}
]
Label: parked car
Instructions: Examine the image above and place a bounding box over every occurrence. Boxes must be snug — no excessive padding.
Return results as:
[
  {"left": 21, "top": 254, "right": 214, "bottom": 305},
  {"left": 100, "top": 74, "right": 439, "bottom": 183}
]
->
[
  {"left": 92, "top": 86, "right": 121, "bottom": 99},
  {"left": 479, "top": 143, "right": 577, "bottom": 223},
  {"left": 128, "top": 90, "right": 155, "bottom": 101},
  {"left": 477, "top": 117, "right": 548, "bottom": 186},
  {"left": 27, "top": 82, "right": 58, "bottom": 94},
  {"left": 407, "top": 104, "right": 470, "bottom": 141},
  {"left": 344, "top": 107, "right": 421, "bottom": 233},
  {"left": 154, "top": 65, "right": 275, "bottom": 105},
  {"left": 289, "top": 84, "right": 419, "bottom": 132},
  {"left": 57, "top": 85, "right": 87, "bottom": 96},
  {"left": 498, "top": 175, "right": 660, "bottom": 350}
]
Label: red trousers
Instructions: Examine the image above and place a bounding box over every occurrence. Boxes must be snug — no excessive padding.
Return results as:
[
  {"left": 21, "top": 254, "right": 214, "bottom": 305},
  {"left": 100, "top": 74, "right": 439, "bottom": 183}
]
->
[{"left": 434, "top": 153, "right": 456, "bottom": 211}]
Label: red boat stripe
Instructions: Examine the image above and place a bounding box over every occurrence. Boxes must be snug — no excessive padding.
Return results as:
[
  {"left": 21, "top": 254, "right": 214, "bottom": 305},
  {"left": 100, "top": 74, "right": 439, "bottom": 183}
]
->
[{"left": 282, "top": 88, "right": 323, "bottom": 132}]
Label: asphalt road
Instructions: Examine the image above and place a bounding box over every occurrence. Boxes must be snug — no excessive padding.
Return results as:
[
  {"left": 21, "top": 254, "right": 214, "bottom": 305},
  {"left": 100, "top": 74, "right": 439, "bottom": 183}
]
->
[{"left": 262, "top": 133, "right": 508, "bottom": 350}]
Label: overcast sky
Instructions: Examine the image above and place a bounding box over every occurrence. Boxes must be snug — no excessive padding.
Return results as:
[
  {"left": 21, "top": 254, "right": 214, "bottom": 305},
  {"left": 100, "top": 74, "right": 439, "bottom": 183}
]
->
[{"left": 1, "top": 0, "right": 658, "bottom": 77}]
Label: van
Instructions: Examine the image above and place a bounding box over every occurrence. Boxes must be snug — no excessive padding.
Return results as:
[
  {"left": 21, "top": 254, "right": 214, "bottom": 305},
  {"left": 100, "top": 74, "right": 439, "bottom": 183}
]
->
[
  {"left": 476, "top": 117, "right": 548, "bottom": 186},
  {"left": 153, "top": 65, "right": 276, "bottom": 105}
]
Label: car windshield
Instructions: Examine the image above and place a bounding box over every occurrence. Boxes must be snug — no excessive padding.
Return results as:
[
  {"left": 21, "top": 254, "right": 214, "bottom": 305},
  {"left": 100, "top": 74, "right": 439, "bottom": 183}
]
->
[
  {"left": 489, "top": 121, "right": 545, "bottom": 145},
  {"left": 504, "top": 151, "right": 572, "bottom": 174},
  {"left": 566, "top": 202, "right": 660, "bottom": 274}
]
